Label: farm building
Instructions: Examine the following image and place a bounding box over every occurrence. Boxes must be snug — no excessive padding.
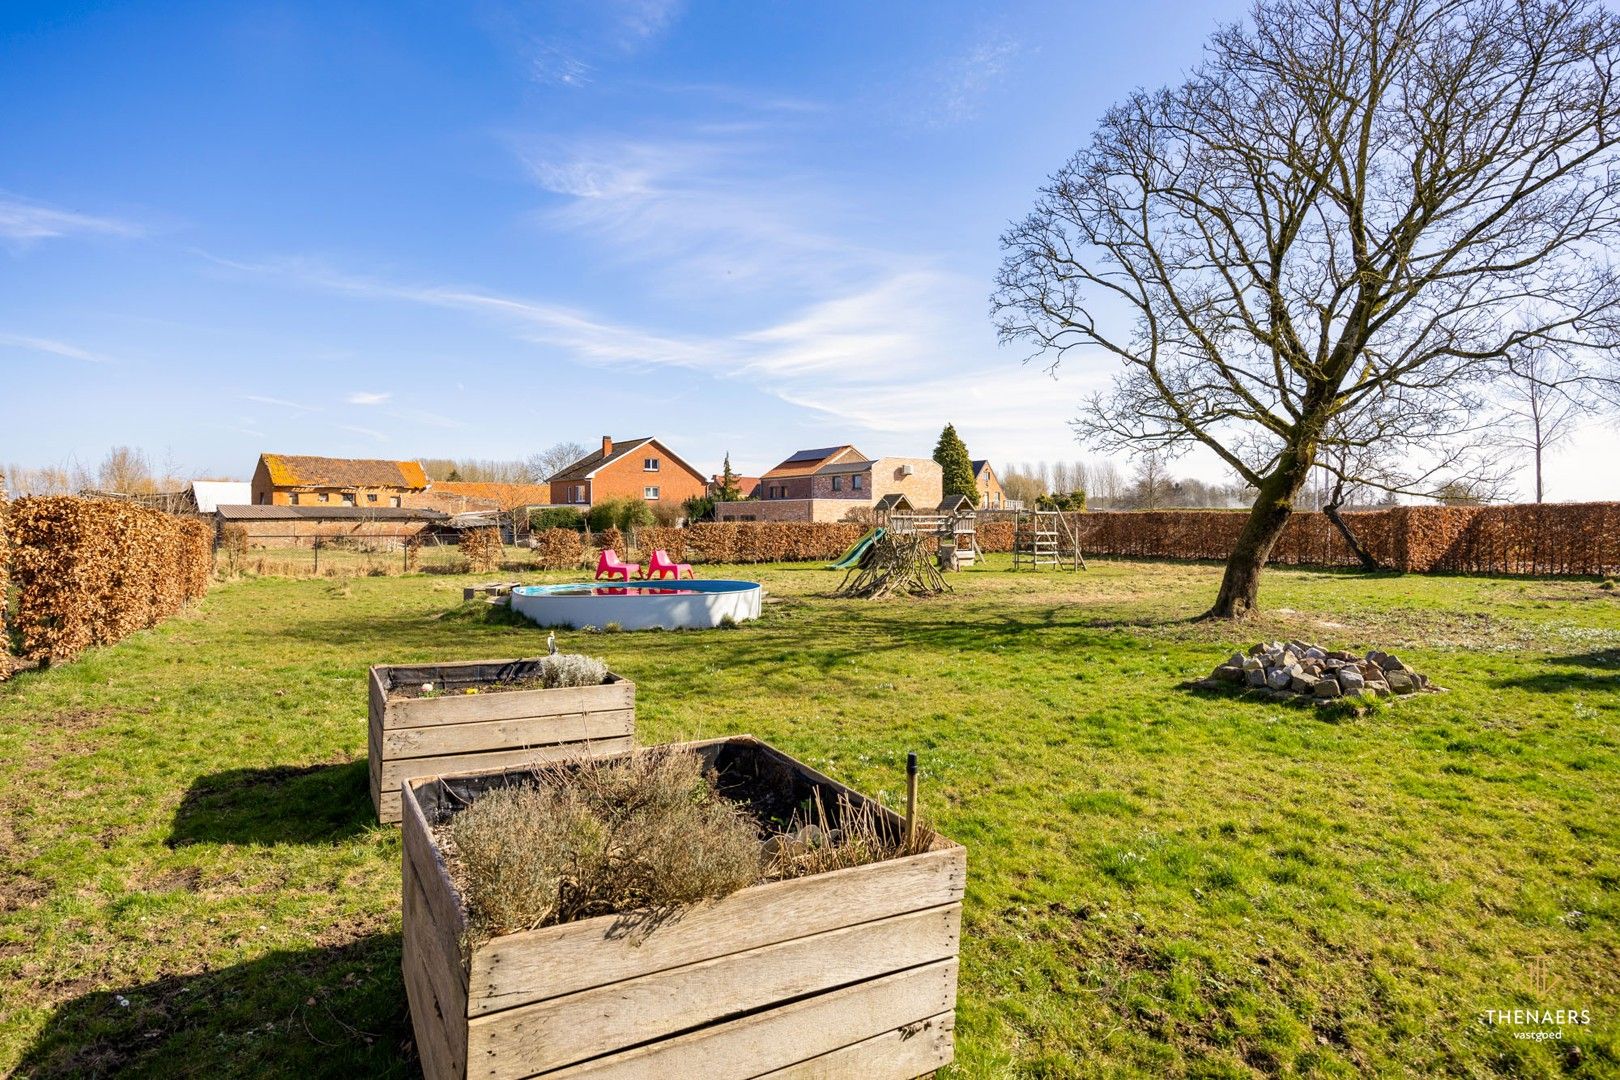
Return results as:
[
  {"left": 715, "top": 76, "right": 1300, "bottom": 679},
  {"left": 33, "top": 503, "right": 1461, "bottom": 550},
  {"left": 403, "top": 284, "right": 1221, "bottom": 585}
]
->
[
  {"left": 215, "top": 504, "right": 449, "bottom": 546},
  {"left": 251, "top": 454, "right": 430, "bottom": 509},
  {"left": 544, "top": 436, "right": 707, "bottom": 509}
]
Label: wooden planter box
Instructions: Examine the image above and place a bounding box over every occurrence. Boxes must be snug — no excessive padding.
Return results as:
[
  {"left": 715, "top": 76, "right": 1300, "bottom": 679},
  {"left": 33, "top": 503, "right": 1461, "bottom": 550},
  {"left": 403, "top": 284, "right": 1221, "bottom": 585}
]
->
[
  {"left": 369, "top": 658, "right": 635, "bottom": 824},
  {"left": 401, "top": 736, "right": 965, "bottom": 1080}
]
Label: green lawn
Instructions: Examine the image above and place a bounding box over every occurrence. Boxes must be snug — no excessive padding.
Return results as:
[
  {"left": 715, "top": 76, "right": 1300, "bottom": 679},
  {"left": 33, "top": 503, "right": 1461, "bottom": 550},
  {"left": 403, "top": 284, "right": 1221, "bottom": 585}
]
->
[{"left": 1, "top": 558, "right": 1617, "bottom": 1077}]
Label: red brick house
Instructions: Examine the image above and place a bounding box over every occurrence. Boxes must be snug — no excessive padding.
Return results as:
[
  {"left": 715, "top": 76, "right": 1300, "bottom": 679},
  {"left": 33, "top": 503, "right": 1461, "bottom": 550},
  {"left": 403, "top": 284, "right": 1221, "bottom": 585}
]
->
[{"left": 545, "top": 436, "right": 707, "bottom": 509}]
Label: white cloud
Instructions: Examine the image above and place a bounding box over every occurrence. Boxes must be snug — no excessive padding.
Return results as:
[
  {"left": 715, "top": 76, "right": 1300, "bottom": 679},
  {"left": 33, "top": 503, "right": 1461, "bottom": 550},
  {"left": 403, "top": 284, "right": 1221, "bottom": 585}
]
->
[
  {"left": 0, "top": 333, "right": 114, "bottom": 363},
  {"left": 0, "top": 195, "right": 142, "bottom": 244},
  {"left": 347, "top": 391, "right": 390, "bottom": 405},
  {"left": 241, "top": 393, "right": 319, "bottom": 412},
  {"left": 904, "top": 33, "right": 1023, "bottom": 129},
  {"left": 340, "top": 424, "right": 387, "bottom": 442}
]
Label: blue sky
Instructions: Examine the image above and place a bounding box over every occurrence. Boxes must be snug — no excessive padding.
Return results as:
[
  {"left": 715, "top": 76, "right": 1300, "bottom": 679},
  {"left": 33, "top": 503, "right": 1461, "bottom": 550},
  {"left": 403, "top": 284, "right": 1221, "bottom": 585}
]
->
[{"left": 4, "top": 0, "right": 1616, "bottom": 496}]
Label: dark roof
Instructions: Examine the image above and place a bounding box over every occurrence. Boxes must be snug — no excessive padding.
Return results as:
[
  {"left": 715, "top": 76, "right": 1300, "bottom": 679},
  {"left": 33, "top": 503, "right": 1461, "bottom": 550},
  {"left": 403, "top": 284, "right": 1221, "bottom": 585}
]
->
[
  {"left": 215, "top": 505, "right": 447, "bottom": 522},
  {"left": 971, "top": 459, "right": 991, "bottom": 475},
  {"left": 874, "top": 493, "right": 915, "bottom": 512},
  {"left": 546, "top": 437, "right": 656, "bottom": 483},
  {"left": 938, "top": 494, "right": 976, "bottom": 512},
  {"left": 784, "top": 446, "right": 844, "bottom": 464},
  {"left": 816, "top": 459, "right": 875, "bottom": 476}
]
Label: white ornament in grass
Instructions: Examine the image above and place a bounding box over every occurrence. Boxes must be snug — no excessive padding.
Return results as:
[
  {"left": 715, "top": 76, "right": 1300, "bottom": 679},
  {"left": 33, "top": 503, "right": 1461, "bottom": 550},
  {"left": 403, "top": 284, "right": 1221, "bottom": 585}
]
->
[{"left": 546, "top": 631, "right": 558, "bottom": 655}]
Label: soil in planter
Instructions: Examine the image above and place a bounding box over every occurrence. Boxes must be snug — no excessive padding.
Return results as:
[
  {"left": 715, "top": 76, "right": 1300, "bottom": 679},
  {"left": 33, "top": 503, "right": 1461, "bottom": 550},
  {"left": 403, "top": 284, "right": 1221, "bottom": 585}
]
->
[
  {"left": 433, "top": 746, "right": 932, "bottom": 942},
  {"left": 387, "top": 654, "right": 609, "bottom": 699}
]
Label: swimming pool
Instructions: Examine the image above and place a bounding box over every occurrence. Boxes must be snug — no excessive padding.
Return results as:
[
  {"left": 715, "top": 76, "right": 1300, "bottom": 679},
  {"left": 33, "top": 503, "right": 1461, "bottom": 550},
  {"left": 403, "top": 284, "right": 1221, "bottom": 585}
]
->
[{"left": 510, "top": 579, "right": 763, "bottom": 630}]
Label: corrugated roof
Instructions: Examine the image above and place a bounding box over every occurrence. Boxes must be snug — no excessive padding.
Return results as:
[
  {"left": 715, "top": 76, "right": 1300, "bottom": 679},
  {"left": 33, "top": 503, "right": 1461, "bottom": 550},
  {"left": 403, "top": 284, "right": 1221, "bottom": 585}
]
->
[
  {"left": 430, "top": 481, "right": 553, "bottom": 509},
  {"left": 215, "top": 505, "right": 447, "bottom": 521},
  {"left": 546, "top": 437, "right": 656, "bottom": 483},
  {"left": 189, "top": 481, "right": 251, "bottom": 513},
  {"left": 260, "top": 454, "right": 429, "bottom": 490},
  {"left": 762, "top": 445, "right": 863, "bottom": 479}
]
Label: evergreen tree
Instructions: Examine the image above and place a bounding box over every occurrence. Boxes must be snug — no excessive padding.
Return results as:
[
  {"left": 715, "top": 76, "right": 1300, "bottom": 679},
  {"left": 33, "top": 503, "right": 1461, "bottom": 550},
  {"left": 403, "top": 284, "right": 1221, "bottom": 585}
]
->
[
  {"left": 933, "top": 423, "right": 978, "bottom": 503},
  {"left": 718, "top": 453, "right": 742, "bottom": 501}
]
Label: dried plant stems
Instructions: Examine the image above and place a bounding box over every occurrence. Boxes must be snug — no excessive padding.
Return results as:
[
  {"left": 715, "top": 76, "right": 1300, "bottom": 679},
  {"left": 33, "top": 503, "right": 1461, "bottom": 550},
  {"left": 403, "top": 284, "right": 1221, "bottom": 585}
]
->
[{"left": 835, "top": 533, "right": 951, "bottom": 599}]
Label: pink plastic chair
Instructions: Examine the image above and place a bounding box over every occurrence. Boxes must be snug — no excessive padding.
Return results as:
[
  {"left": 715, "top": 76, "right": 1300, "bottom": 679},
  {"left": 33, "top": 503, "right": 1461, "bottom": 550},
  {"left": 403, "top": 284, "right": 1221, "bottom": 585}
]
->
[
  {"left": 595, "top": 549, "right": 640, "bottom": 582},
  {"left": 645, "top": 549, "right": 693, "bottom": 580}
]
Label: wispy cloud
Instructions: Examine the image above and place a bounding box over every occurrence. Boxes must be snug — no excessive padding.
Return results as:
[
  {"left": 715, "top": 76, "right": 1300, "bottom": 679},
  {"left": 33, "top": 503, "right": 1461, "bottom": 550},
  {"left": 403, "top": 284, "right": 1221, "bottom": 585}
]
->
[
  {"left": 346, "top": 391, "right": 390, "bottom": 405},
  {"left": 494, "top": 0, "right": 684, "bottom": 87},
  {"left": 0, "top": 194, "right": 142, "bottom": 245},
  {"left": 340, "top": 424, "right": 387, "bottom": 442},
  {"left": 240, "top": 393, "right": 319, "bottom": 412},
  {"left": 0, "top": 333, "right": 114, "bottom": 364},
  {"left": 913, "top": 33, "right": 1022, "bottom": 128}
]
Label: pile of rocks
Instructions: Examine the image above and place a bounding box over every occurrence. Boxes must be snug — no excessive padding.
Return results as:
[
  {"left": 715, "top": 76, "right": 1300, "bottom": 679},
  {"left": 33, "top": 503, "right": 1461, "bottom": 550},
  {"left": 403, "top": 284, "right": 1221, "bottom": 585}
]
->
[{"left": 1200, "top": 641, "right": 1432, "bottom": 702}]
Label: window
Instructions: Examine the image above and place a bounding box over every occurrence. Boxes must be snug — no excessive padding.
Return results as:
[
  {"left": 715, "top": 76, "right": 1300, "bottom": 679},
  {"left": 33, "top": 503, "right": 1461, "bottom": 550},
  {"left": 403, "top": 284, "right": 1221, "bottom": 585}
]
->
[
  {"left": 852, "top": 475, "right": 863, "bottom": 491},
  {"left": 366, "top": 493, "right": 378, "bottom": 502},
  {"left": 832, "top": 475, "right": 843, "bottom": 492},
  {"left": 643, "top": 457, "right": 660, "bottom": 471},
  {"left": 341, "top": 493, "right": 356, "bottom": 506},
  {"left": 389, "top": 496, "right": 401, "bottom": 508},
  {"left": 258, "top": 492, "right": 268, "bottom": 505},
  {"left": 318, "top": 493, "right": 330, "bottom": 503},
  {"left": 572, "top": 485, "right": 586, "bottom": 504},
  {"left": 644, "top": 486, "right": 660, "bottom": 500},
  {"left": 290, "top": 493, "right": 302, "bottom": 505}
]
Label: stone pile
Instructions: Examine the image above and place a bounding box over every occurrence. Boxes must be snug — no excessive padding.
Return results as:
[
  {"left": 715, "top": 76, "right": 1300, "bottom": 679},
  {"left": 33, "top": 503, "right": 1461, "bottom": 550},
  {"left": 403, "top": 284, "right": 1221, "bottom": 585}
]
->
[{"left": 1201, "top": 641, "right": 1431, "bottom": 702}]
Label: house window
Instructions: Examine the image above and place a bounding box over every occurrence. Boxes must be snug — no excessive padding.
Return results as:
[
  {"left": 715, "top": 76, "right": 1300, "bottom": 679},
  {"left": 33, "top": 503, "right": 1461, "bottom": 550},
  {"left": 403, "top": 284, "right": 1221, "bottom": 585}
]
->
[
  {"left": 389, "top": 496, "right": 401, "bottom": 508},
  {"left": 341, "top": 493, "right": 356, "bottom": 506},
  {"left": 643, "top": 457, "right": 660, "bottom": 471},
  {"left": 366, "top": 493, "right": 378, "bottom": 502},
  {"left": 318, "top": 493, "right": 330, "bottom": 503},
  {"left": 832, "top": 476, "right": 843, "bottom": 492},
  {"left": 852, "top": 475, "right": 863, "bottom": 491},
  {"left": 572, "top": 485, "right": 586, "bottom": 504},
  {"left": 644, "top": 486, "right": 660, "bottom": 500}
]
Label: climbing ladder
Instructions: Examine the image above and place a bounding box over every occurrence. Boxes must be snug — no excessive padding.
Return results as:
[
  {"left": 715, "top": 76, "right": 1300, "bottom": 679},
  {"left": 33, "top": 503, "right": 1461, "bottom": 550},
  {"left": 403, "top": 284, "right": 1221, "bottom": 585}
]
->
[{"left": 1012, "top": 509, "right": 1086, "bottom": 571}]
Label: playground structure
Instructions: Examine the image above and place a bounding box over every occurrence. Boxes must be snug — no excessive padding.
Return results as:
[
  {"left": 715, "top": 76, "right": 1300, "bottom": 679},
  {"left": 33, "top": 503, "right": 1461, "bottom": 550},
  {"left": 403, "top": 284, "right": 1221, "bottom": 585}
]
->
[
  {"left": 887, "top": 507, "right": 978, "bottom": 570},
  {"left": 827, "top": 526, "right": 884, "bottom": 570},
  {"left": 1012, "top": 509, "right": 1087, "bottom": 571},
  {"left": 834, "top": 531, "right": 951, "bottom": 599}
]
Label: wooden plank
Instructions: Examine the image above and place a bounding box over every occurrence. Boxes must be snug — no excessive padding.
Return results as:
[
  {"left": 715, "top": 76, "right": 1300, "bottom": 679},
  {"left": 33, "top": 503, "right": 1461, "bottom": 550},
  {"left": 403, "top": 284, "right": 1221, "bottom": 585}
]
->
[
  {"left": 537, "top": 959, "right": 958, "bottom": 1080},
  {"left": 755, "top": 1009, "right": 955, "bottom": 1079},
  {"left": 468, "top": 845, "right": 966, "bottom": 1015},
  {"left": 378, "top": 786, "right": 402, "bottom": 824},
  {"left": 402, "top": 782, "right": 470, "bottom": 1079},
  {"left": 383, "top": 709, "right": 634, "bottom": 759},
  {"left": 466, "top": 904, "right": 960, "bottom": 1078},
  {"left": 381, "top": 737, "right": 634, "bottom": 794},
  {"left": 387, "top": 680, "right": 635, "bottom": 729}
]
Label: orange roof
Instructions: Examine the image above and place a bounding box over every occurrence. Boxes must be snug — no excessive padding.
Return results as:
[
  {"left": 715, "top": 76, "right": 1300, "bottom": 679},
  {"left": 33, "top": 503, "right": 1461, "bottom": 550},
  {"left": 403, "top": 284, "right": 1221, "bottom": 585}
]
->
[
  {"left": 430, "top": 480, "right": 554, "bottom": 510},
  {"left": 761, "top": 445, "right": 863, "bottom": 479},
  {"left": 260, "top": 454, "right": 428, "bottom": 490}
]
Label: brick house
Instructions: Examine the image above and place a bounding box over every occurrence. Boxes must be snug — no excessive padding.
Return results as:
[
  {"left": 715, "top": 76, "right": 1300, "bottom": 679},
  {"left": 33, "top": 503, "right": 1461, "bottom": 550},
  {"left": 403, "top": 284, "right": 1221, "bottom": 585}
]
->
[
  {"left": 972, "top": 460, "right": 1007, "bottom": 509},
  {"left": 716, "top": 446, "right": 942, "bottom": 522},
  {"left": 545, "top": 436, "right": 707, "bottom": 509},
  {"left": 251, "top": 454, "right": 430, "bottom": 509}
]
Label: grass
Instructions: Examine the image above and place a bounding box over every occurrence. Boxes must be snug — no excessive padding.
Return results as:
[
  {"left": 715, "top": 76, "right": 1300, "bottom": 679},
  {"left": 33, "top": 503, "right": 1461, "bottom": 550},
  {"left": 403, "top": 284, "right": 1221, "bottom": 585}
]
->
[{"left": 0, "top": 556, "right": 1617, "bottom": 1076}]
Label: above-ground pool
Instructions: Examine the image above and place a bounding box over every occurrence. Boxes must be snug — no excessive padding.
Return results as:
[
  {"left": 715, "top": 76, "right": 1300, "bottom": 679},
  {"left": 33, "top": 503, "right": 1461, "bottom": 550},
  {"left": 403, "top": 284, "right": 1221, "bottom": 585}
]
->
[{"left": 510, "top": 580, "right": 763, "bottom": 630}]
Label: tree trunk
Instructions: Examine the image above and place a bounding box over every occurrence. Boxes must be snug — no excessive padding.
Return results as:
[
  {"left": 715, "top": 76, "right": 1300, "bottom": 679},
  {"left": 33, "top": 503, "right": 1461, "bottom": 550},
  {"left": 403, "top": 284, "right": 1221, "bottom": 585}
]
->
[
  {"left": 1323, "top": 501, "right": 1381, "bottom": 570},
  {"left": 1203, "top": 450, "right": 1316, "bottom": 619}
]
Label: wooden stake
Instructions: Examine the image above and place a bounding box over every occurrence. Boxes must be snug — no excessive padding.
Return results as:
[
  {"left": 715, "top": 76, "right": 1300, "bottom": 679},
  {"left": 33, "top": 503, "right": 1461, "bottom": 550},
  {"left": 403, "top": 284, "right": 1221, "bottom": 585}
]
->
[{"left": 905, "top": 751, "right": 918, "bottom": 846}]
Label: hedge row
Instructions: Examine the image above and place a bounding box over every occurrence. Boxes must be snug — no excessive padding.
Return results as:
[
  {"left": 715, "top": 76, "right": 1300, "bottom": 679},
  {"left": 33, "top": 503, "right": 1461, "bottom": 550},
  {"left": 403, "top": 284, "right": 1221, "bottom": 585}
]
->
[
  {"left": 460, "top": 527, "right": 504, "bottom": 573},
  {"left": 0, "top": 478, "right": 9, "bottom": 677},
  {"left": 624, "top": 505, "right": 1620, "bottom": 576},
  {"left": 4, "top": 496, "right": 212, "bottom": 662}
]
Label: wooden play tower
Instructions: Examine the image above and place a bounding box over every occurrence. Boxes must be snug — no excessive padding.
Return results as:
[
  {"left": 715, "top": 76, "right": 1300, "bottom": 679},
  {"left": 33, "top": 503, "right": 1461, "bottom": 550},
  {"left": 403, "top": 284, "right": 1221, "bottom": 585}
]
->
[{"left": 1012, "top": 509, "right": 1086, "bottom": 571}]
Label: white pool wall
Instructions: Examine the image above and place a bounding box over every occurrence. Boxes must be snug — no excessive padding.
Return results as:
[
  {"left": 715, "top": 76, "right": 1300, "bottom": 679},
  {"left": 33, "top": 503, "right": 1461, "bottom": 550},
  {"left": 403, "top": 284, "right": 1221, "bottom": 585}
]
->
[{"left": 510, "top": 580, "right": 763, "bottom": 631}]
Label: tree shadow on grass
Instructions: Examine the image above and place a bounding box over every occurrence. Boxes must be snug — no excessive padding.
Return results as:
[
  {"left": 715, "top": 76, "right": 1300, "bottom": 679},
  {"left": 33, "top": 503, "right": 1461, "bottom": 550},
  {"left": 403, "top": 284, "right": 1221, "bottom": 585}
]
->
[
  {"left": 166, "top": 761, "right": 372, "bottom": 848},
  {"left": 1491, "top": 650, "right": 1620, "bottom": 694},
  {"left": 14, "top": 933, "right": 413, "bottom": 1079}
]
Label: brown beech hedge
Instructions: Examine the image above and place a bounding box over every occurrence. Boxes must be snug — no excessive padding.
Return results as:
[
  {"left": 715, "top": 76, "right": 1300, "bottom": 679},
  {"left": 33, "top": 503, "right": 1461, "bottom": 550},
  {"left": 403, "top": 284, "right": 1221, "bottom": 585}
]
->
[{"left": 4, "top": 496, "right": 212, "bottom": 663}]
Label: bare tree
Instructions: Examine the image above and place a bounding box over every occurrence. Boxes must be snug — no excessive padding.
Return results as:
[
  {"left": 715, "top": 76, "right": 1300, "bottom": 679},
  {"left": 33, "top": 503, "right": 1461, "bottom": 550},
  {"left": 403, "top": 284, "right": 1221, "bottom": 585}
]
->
[
  {"left": 1498, "top": 348, "right": 1599, "bottom": 502},
  {"left": 994, "top": 0, "right": 1620, "bottom": 617},
  {"left": 1129, "top": 453, "right": 1172, "bottom": 509},
  {"left": 526, "top": 441, "right": 590, "bottom": 483}
]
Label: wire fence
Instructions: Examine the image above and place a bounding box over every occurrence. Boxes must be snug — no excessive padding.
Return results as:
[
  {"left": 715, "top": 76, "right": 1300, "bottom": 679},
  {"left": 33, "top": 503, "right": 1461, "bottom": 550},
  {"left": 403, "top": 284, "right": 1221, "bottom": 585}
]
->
[{"left": 215, "top": 531, "right": 527, "bottom": 578}]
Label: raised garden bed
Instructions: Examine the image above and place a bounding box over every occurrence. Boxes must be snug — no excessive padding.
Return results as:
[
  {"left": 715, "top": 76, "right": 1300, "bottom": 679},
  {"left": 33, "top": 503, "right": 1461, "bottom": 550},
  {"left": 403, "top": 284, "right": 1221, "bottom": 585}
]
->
[
  {"left": 400, "top": 736, "right": 965, "bottom": 1080},
  {"left": 368, "top": 657, "right": 634, "bottom": 825}
]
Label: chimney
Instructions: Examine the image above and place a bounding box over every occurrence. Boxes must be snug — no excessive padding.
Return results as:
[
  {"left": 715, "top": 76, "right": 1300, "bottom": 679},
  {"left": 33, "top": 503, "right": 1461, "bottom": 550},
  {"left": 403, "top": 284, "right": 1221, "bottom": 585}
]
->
[{"left": 601, "top": 435, "right": 614, "bottom": 458}]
